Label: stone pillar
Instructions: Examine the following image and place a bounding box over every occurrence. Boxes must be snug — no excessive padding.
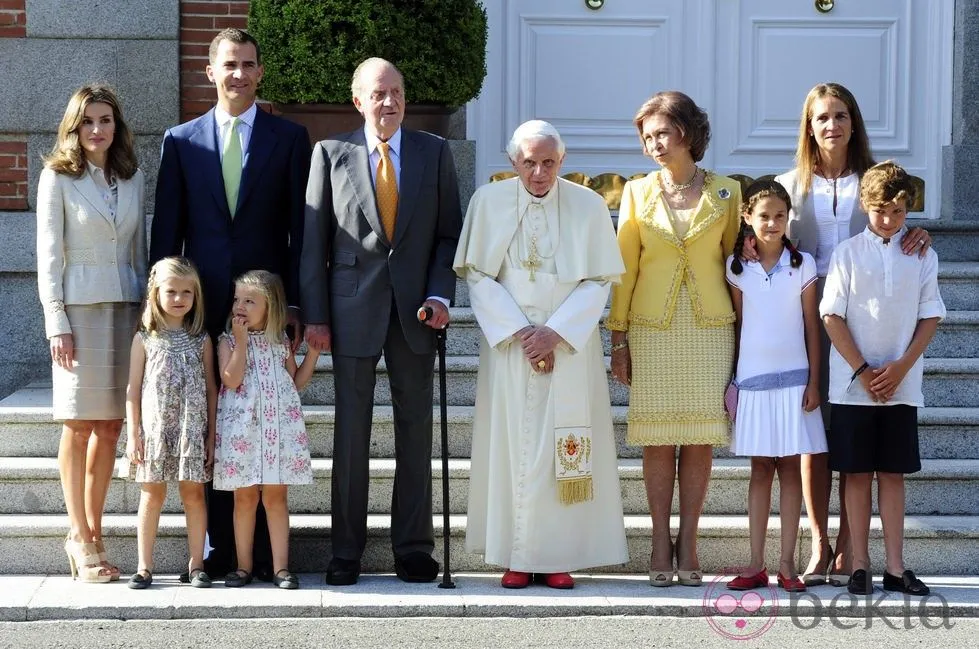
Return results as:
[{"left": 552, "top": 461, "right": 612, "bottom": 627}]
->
[{"left": 943, "top": 0, "right": 979, "bottom": 220}]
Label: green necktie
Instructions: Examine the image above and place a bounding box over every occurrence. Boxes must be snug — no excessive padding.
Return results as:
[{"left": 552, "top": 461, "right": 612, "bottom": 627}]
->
[{"left": 222, "top": 117, "right": 242, "bottom": 216}]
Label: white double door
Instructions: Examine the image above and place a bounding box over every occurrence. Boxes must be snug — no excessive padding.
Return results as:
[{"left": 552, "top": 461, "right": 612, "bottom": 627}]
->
[{"left": 468, "top": 0, "right": 952, "bottom": 217}]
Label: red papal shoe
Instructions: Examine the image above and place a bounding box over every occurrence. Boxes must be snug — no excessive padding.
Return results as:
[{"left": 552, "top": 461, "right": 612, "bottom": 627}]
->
[
  {"left": 727, "top": 568, "right": 769, "bottom": 591},
  {"left": 501, "top": 570, "right": 531, "bottom": 589},
  {"left": 541, "top": 572, "right": 575, "bottom": 589}
]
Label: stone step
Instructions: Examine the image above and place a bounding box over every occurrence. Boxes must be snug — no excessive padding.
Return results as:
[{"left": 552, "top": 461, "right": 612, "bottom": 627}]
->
[
  {"left": 2, "top": 457, "right": 976, "bottom": 518},
  {"left": 927, "top": 220, "right": 979, "bottom": 262},
  {"left": 452, "top": 260, "right": 979, "bottom": 308},
  {"left": 441, "top": 307, "right": 979, "bottom": 359},
  {"left": 299, "top": 356, "right": 979, "bottom": 408},
  {"left": 1, "top": 390, "right": 977, "bottom": 460},
  {"left": 5, "top": 574, "right": 978, "bottom": 622},
  {"left": 936, "top": 262, "right": 979, "bottom": 310},
  {"left": 1, "top": 513, "right": 976, "bottom": 575}
]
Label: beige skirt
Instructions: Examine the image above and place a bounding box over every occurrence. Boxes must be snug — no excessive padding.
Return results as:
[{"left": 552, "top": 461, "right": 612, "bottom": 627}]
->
[
  {"left": 52, "top": 303, "right": 138, "bottom": 421},
  {"left": 626, "top": 285, "right": 734, "bottom": 447}
]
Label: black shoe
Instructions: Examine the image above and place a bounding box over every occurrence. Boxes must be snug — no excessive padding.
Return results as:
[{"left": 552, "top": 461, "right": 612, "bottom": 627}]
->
[
  {"left": 394, "top": 552, "right": 439, "bottom": 583},
  {"left": 274, "top": 569, "right": 300, "bottom": 590},
  {"left": 847, "top": 569, "right": 873, "bottom": 595},
  {"left": 883, "top": 569, "right": 930, "bottom": 596},
  {"left": 178, "top": 572, "right": 190, "bottom": 584},
  {"left": 224, "top": 569, "right": 253, "bottom": 588},
  {"left": 254, "top": 563, "right": 274, "bottom": 583},
  {"left": 127, "top": 570, "right": 153, "bottom": 590},
  {"left": 189, "top": 569, "right": 212, "bottom": 588},
  {"left": 325, "top": 558, "right": 361, "bottom": 586}
]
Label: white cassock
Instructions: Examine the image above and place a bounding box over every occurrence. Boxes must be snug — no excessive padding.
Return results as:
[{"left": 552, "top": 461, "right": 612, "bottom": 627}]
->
[{"left": 454, "top": 177, "right": 629, "bottom": 572}]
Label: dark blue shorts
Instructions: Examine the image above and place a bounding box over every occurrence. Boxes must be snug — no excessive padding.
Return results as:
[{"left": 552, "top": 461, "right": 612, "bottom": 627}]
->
[{"left": 828, "top": 404, "right": 920, "bottom": 474}]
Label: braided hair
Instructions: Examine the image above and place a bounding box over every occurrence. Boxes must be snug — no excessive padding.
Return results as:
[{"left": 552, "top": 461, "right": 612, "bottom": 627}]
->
[{"left": 731, "top": 179, "right": 801, "bottom": 275}]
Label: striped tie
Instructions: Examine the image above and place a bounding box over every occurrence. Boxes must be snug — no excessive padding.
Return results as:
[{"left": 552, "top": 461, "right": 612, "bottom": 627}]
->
[
  {"left": 376, "top": 141, "right": 398, "bottom": 240},
  {"left": 222, "top": 117, "right": 242, "bottom": 216}
]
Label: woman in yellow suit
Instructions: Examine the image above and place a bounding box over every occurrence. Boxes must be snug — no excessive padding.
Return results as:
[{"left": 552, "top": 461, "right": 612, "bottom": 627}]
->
[{"left": 608, "top": 91, "right": 741, "bottom": 587}]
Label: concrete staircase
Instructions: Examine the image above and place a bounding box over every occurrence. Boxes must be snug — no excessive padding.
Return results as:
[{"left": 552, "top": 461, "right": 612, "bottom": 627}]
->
[{"left": 0, "top": 220, "right": 977, "bottom": 577}]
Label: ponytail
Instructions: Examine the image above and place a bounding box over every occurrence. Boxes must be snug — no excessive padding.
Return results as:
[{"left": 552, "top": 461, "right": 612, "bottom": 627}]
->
[
  {"left": 730, "top": 226, "right": 747, "bottom": 275},
  {"left": 782, "top": 235, "right": 803, "bottom": 268}
]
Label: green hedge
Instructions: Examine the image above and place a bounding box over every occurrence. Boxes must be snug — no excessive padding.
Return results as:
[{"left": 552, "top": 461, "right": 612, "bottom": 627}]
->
[{"left": 249, "top": 0, "right": 488, "bottom": 106}]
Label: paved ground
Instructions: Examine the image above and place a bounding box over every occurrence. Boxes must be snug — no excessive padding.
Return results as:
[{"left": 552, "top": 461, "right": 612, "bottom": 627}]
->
[
  {"left": 0, "top": 573, "right": 976, "bottom": 623},
  {"left": 0, "top": 616, "right": 975, "bottom": 649}
]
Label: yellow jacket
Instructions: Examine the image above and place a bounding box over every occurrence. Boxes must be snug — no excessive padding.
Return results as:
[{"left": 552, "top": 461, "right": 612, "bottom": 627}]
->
[{"left": 608, "top": 171, "right": 742, "bottom": 331}]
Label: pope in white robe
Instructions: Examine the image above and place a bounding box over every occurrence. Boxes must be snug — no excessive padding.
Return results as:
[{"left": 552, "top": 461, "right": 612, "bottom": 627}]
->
[{"left": 454, "top": 121, "right": 629, "bottom": 588}]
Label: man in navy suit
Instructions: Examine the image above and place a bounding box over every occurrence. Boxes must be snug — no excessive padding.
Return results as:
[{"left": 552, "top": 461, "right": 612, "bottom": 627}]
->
[{"left": 150, "top": 28, "right": 311, "bottom": 583}]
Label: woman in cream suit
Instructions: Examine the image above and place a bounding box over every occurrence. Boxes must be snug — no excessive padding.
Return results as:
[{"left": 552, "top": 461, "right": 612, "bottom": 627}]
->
[
  {"left": 36, "top": 84, "right": 146, "bottom": 583},
  {"left": 608, "top": 91, "right": 742, "bottom": 587}
]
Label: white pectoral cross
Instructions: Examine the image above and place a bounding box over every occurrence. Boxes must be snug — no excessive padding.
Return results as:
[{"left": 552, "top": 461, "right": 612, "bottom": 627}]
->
[{"left": 523, "top": 236, "right": 542, "bottom": 282}]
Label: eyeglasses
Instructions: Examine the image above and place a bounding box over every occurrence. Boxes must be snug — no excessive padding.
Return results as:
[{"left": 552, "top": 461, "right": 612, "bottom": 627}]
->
[{"left": 713, "top": 591, "right": 765, "bottom": 615}]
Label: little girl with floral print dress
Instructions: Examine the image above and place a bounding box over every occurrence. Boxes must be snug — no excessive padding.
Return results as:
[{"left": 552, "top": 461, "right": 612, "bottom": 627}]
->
[{"left": 214, "top": 270, "right": 317, "bottom": 589}]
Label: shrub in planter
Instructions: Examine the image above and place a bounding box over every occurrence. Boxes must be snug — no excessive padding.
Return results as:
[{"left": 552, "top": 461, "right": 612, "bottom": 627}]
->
[{"left": 249, "top": 0, "right": 488, "bottom": 107}]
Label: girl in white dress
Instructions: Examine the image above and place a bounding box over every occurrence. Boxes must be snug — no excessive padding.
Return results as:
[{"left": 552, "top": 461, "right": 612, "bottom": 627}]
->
[
  {"left": 214, "top": 270, "right": 318, "bottom": 589},
  {"left": 724, "top": 180, "right": 826, "bottom": 592}
]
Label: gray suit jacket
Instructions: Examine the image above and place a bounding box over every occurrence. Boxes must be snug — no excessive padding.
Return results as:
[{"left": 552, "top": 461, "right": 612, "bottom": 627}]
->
[{"left": 300, "top": 128, "right": 462, "bottom": 356}]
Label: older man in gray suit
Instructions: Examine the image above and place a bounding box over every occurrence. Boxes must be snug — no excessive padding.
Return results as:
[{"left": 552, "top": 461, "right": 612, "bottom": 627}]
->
[{"left": 301, "top": 57, "right": 462, "bottom": 585}]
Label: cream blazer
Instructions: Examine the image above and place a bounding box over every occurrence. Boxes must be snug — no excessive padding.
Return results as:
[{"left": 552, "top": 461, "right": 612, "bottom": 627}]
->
[{"left": 36, "top": 166, "right": 148, "bottom": 338}]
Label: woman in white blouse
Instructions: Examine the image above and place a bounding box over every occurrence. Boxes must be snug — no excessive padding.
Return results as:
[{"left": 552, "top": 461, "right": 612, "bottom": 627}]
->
[
  {"left": 774, "top": 82, "right": 931, "bottom": 587},
  {"left": 36, "top": 84, "right": 146, "bottom": 582}
]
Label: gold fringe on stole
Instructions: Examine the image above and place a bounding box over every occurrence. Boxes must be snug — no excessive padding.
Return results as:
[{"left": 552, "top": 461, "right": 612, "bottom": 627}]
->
[{"left": 558, "top": 476, "right": 593, "bottom": 505}]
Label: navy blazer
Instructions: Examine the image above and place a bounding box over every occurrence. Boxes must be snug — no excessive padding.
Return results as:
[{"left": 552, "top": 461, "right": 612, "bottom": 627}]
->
[{"left": 150, "top": 107, "right": 311, "bottom": 335}]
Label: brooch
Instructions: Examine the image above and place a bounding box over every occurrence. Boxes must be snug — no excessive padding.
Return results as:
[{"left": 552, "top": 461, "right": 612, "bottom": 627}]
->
[{"left": 718, "top": 188, "right": 731, "bottom": 200}]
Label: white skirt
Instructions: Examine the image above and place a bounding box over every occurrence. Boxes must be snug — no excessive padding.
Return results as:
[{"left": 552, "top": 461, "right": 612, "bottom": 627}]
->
[{"left": 731, "top": 386, "right": 827, "bottom": 457}]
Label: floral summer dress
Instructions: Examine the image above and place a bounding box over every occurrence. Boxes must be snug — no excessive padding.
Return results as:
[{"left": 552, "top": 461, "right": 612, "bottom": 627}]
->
[
  {"left": 213, "top": 331, "right": 312, "bottom": 490},
  {"left": 132, "top": 328, "right": 210, "bottom": 483}
]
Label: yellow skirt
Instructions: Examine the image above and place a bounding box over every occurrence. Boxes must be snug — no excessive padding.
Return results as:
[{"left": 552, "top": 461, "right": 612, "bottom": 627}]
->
[{"left": 626, "top": 285, "right": 734, "bottom": 446}]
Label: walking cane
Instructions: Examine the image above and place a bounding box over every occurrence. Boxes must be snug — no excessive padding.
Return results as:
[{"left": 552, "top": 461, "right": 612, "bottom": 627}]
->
[{"left": 417, "top": 305, "right": 456, "bottom": 589}]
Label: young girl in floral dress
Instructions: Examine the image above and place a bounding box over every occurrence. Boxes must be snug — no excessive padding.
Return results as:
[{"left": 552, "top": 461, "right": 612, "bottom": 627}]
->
[
  {"left": 214, "top": 270, "right": 318, "bottom": 589},
  {"left": 126, "top": 256, "right": 215, "bottom": 589}
]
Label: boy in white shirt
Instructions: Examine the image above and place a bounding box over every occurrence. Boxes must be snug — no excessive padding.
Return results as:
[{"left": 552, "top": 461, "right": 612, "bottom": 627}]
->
[{"left": 819, "top": 161, "right": 945, "bottom": 597}]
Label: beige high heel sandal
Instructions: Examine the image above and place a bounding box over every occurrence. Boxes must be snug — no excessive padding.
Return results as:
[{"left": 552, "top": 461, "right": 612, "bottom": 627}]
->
[
  {"left": 64, "top": 537, "right": 112, "bottom": 583},
  {"left": 94, "top": 539, "right": 121, "bottom": 581}
]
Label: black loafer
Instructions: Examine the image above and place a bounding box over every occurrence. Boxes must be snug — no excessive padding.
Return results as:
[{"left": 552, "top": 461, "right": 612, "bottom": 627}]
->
[
  {"left": 127, "top": 570, "right": 153, "bottom": 590},
  {"left": 847, "top": 569, "right": 873, "bottom": 595},
  {"left": 189, "top": 569, "right": 211, "bottom": 588},
  {"left": 274, "top": 569, "right": 300, "bottom": 590},
  {"left": 883, "top": 570, "right": 930, "bottom": 596},
  {"left": 325, "top": 558, "right": 361, "bottom": 586},
  {"left": 394, "top": 552, "right": 439, "bottom": 583},
  {"left": 224, "top": 569, "right": 253, "bottom": 588}
]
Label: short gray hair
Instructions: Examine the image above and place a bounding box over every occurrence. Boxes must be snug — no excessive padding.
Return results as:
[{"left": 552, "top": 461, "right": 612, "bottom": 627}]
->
[
  {"left": 506, "top": 120, "right": 566, "bottom": 160},
  {"left": 351, "top": 57, "right": 404, "bottom": 99}
]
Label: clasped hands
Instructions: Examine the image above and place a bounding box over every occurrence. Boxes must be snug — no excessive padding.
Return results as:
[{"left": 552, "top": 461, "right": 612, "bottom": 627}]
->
[
  {"left": 517, "top": 325, "right": 562, "bottom": 374},
  {"left": 857, "top": 359, "right": 910, "bottom": 403}
]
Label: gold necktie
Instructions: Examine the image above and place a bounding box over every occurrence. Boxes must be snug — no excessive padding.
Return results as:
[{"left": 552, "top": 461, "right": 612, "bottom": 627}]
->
[{"left": 376, "top": 141, "right": 398, "bottom": 241}]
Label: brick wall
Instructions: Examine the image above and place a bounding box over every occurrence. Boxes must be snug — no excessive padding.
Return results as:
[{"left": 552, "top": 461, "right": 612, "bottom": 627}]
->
[
  {"left": 179, "top": 1, "right": 249, "bottom": 122},
  {"left": 0, "top": 0, "right": 27, "bottom": 209},
  {"left": 0, "top": 0, "right": 25, "bottom": 38}
]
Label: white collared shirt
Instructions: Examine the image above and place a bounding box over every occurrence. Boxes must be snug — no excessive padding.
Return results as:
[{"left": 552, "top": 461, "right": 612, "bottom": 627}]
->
[
  {"left": 726, "top": 249, "right": 817, "bottom": 382},
  {"left": 811, "top": 172, "right": 859, "bottom": 276},
  {"left": 366, "top": 127, "right": 402, "bottom": 189},
  {"left": 86, "top": 160, "right": 118, "bottom": 222},
  {"left": 820, "top": 226, "right": 946, "bottom": 406},
  {"left": 215, "top": 103, "right": 258, "bottom": 162}
]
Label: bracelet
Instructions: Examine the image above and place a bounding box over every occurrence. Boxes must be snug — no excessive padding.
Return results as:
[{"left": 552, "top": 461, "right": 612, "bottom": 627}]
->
[
  {"left": 610, "top": 342, "right": 629, "bottom": 352},
  {"left": 850, "top": 362, "right": 869, "bottom": 383}
]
